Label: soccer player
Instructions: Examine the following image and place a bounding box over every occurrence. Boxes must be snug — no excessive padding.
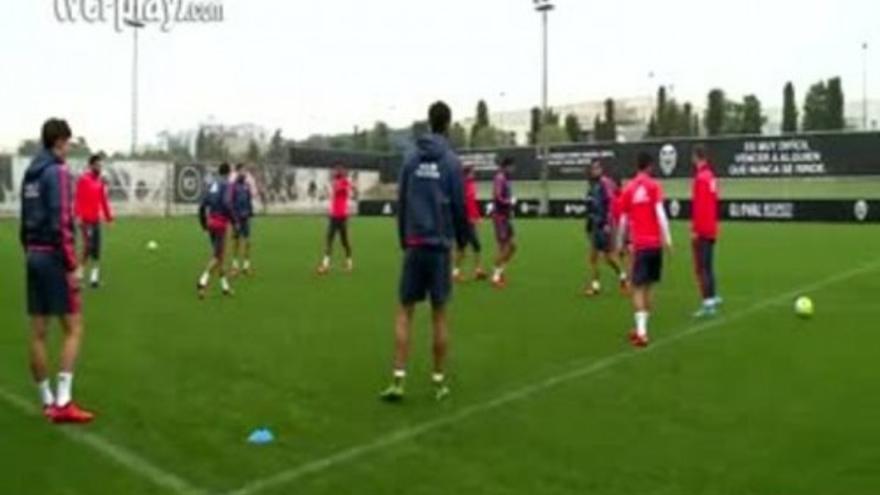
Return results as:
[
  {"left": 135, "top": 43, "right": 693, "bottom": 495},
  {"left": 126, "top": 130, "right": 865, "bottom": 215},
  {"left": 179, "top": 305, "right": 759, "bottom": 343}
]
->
[
  {"left": 20, "top": 118, "right": 94, "bottom": 423},
  {"left": 230, "top": 163, "right": 255, "bottom": 277},
  {"left": 197, "top": 163, "right": 236, "bottom": 298},
  {"left": 453, "top": 165, "right": 487, "bottom": 282},
  {"left": 491, "top": 157, "right": 516, "bottom": 288},
  {"left": 380, "top": 101, "right": 468, "bottom": 402},
  {"left": 690, "top": 146, "right": 722, "bottom": 318},
  {"left": 584, "top": 160, "right": 627, "bottom": 296},
  {"left": 317, "top": 165, "right": 355, "bottom": 274},
  {"left": 617, "top": 152, "right": 673, "bottom": 348},
  {"left": 75, "top": 154, "right": 113, "bottom": 288}
]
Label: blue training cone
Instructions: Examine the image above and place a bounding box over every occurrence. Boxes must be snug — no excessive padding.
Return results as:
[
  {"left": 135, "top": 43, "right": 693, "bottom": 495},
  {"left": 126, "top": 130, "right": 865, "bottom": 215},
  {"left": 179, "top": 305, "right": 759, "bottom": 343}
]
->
[{"left": 247, "top": 428, "right": 275, "bottom": 445}]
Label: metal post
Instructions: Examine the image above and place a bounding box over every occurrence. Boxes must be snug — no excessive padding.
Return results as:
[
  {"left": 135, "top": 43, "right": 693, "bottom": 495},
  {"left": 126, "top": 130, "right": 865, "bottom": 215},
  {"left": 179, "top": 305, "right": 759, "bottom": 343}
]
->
[
  {"left": 534, "top": 0, "right": 554, "bottom": 215},
  {"left": 863, "top": 42, "right": 869, "bottom": 131},
  {"left": 125, "top": 20, "right": 145, "bottom": 156}
]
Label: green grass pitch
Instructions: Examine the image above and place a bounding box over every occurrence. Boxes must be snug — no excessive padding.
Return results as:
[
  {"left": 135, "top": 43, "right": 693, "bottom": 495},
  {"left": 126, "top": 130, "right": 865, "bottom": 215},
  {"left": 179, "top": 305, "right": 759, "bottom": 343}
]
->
[{"left": 1, "top": 217, "right": 879, "bottom": 495}]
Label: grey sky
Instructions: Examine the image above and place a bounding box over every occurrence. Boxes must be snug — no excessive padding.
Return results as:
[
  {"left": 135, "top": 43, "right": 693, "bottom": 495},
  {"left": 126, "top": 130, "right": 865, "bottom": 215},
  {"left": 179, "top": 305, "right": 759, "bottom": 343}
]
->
[{"left": 1, "top": 0, "right": 877, "bottom": 153}]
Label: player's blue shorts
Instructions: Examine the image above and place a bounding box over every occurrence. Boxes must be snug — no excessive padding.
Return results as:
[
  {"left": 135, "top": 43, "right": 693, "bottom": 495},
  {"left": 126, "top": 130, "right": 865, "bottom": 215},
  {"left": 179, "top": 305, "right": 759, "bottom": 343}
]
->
[
  {"left": 26, "top": 249, "right": 80, "bottom": 316},
  {"left": 81, "top": 222, "right": 102, "bottom": 260},
  {"left": 399, "top": 247, "right": 452, "bottom": 307},
  {"left": 208, "top": 228, "right": 227, "bottom": 261},
  {"left": 590, "top": 224, "right": 612, "bottom": 253},
  {"left": 631, "top": 248, "right": 663, "bottom": 286},
  {"left": 493, "top": 215, "right": 515, "bottom": 245},
  {"left": 233, "top": 218, "right": 251, "bottom": 240}
]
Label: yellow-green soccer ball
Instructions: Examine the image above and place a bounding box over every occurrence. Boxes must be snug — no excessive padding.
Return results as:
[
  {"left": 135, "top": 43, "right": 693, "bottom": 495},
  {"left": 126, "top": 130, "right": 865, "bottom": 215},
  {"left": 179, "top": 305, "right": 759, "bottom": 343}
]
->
[{"left": 794, "top": 296, "right": 814, "bottom": 318}]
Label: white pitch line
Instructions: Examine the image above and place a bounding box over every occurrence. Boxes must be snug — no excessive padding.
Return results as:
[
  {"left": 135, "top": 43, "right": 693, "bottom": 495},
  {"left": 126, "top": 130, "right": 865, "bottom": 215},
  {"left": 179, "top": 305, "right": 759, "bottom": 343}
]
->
[
  {"left": 0, "top": 386, "right": 205, "bottom": 495},
  {"left": 228, "top": 260, "right": 880, "bottom": 495}
]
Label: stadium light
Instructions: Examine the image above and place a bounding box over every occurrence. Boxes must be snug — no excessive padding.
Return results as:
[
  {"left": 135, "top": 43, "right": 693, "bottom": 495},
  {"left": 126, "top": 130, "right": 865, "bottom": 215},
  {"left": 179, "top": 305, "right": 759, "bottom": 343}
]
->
[
  {"left": 533, "top": 0, "right": 554, "bottom": 215},
  {"left": 862, "top": 42, "right": 869, "bottom": 131},
  {"left": 125, "top": 19, "right": 146, "bottom": 156}
]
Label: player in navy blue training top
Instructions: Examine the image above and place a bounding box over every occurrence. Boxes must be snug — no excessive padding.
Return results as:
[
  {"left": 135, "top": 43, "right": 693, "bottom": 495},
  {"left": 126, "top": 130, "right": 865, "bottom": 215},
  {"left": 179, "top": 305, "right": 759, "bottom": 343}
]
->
[
  {"left": 380, "top": 101, "right": 469, "bottom": 402},
  {"left": 230, "top": 163, "right": 255, "bottom": 276},
  {"left": 20, "top": 118, "right": 95, "bottom": 423},
  {"left": 197, "top": 163, "right": 236, "bottom": 298}
]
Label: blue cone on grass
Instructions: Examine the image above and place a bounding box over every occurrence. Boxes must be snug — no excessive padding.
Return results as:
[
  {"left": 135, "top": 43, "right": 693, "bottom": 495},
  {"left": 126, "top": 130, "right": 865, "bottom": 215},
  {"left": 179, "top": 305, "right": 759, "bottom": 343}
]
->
[{"left": 247, "top": 428, "right": 275, "bottom": 445}]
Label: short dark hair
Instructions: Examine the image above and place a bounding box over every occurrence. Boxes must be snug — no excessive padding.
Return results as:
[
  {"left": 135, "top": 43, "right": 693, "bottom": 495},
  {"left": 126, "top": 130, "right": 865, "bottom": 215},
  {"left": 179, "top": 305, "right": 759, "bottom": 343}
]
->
[
  {"left": 41, "top": 118, "right": 72, "bottom": 150},
  {"left": 693, "top": 146, "right": 707, "bottom": 160},
  {"left": 88, "top": 154, "right": 102, "bottom": 165},
  {"left": 428, "top": 101, "right": 452, "bottom": 134},
  {"left": 235, "top": 163, "right": 246, "bottom": 172},
  {"left": 218, "top": 162, "right": 231, "bottom": 175},
  {"left": 637, "top": 151, "right": 654, "bottom": 171}
]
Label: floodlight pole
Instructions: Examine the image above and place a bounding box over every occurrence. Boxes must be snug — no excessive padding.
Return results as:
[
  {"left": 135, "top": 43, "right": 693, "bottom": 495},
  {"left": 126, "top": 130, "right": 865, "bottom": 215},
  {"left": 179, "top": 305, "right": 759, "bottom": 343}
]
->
[
  {"left": 862, "top": 42, "right": 869, "bottom": 130},
  {"left": 534, "top": 0, "right": 554, "bottom": 215},
  {"left": 126, "top": 19, "right": 146, "bottom": 156}
]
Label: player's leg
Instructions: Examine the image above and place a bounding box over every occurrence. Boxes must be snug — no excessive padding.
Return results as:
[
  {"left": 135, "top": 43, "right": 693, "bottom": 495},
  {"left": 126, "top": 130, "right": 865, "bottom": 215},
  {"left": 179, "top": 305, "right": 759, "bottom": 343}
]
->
[
  {"left": 705, "top": 239, "right": 719, "bottom": 306},
  {"left": 585, "top": 242, "right": 601, "bottom": 295},
  {"left": 453, "top": 246, "right": 466, "bottom": 281},
  {"left": 88, "top": 224, "right": 102, "bottom": 288},
  {"left": 381, "top": 249, "right": 423, "bottom": 402},
  {"left": 230, "top": 229, "right": 241, "bottom": 276},
  {"left": 242, "top": 226, "right": 252, "bottom": 275},
  {"left": 50, "top": 263, "right": 93, "bottom": 423},
  {"left": 628, "top": 249, "right": 660, "bottom": 347},
  {"left": 603, "top": 249, "right": 627, "bottom": 292},
  {"left": 29, "top": 316, "right": 55, "bottom": 415},
  {"left": 215, "top": 229, "right": 232, "bottom": 295},
  {"left": 471, "top": 226, "right": 486, "bottom": 279},
  {"left": 339, "top": 219, "right": 353, "bottom": 271},
  {"left": 319, "top": 219, "right": 337, "bottom": 273},
  {"left": 692, "top": 238, "right": 716, "bottom": 317},
  {"left": 429, "top": 250, "right": 452, "bottom": 400}
]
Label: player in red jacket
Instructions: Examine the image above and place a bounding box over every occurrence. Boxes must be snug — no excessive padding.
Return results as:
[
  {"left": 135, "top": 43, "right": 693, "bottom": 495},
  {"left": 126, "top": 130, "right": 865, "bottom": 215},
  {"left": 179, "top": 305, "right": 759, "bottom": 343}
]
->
[
  {"left": 453, "top": 166, "right": 487, "bottom": 282},
  {"left": 74, "top": 154, "right": 113, "bottom": 288},
  {"left": 690, "top": 146, "right": 721, "bottom": 318},
  {"left": 318, "top": 166, "right": 356, "bottom": 274},
  {"left": 617, "top": 152, "right": 673, "bottom": 348}
]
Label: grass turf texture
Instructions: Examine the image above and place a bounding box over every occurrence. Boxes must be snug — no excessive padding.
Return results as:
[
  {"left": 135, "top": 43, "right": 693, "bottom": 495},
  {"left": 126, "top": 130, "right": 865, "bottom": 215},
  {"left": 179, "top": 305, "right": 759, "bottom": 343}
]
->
[{"left": 1, "top": 217, "right": 878, "bottom": 495}]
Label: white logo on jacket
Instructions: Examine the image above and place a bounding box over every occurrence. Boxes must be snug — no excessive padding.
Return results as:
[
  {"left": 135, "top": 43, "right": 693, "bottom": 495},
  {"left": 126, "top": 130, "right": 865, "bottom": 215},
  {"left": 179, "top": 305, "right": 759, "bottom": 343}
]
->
[{"left": 415, "top": 162, "right": 441, "bottom": 179}]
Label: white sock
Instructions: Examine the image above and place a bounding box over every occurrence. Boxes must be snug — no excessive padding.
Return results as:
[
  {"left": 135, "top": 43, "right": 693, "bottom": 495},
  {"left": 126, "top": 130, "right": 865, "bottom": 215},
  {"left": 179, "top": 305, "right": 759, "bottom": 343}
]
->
[
  {"left": 703, "top": 298, "right": 715, "bottom": 308},
  {"left": 199, "top": 271, "right": 210, "bottom": 287},
  {"left": 56, "top": 372, "right": 73, "bottom": 407},
  {"left": 619, "top": 270, "right": 628, "bottom": 282},
  {"left": 591, "top": 279, "right": 601, "bottom": 291},
  {"left": 453, "top": 267, "right": 461, "bottom": 277},
  {"left": 345, "top": 258, "right": 353, "bottom": 269},
  {"left": 635, "top": 311, "right": 649, "bottom": 338},
  {"left": 90, "top": 267, "right": 100, "bottom": 284},
  {"left": 37, "top": 380, "right": 55, "bottom": 407},
  {"left": 232, "top": 259, "right": 240, "bottom": 270},
  {"left": 322, "top": 255, "right": 330, "bottom": 268},
  {"left": 492, "top": 267, "right": 503, "bottom": 281},
  {"left": 432, "top": 373, "right": 445, "bottom": 384},
  {"left": 393, "top": 369, "right": 406, "bottom": 385},
  {"left": 220, "top": 277, "right": 231, "bottom": 292},
  {"left": 243, "top": 259, "right": 251, "bottom": 270}
]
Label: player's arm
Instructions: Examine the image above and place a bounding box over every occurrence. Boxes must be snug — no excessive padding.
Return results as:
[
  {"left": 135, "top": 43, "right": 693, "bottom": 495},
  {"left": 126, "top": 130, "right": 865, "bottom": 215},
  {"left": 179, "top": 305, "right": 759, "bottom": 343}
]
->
[
  {"left": 101, "top": 181, "right": 113, "bottom": 223},
  {"left": 616, "top": 214, "right": 628, "bottom": 250},
  {"left": 198, "top": 192, "right": 209, "bottom": 231},
  {"left": 396, "top": 162, "right": 410, "bottom": 250},
  {"left": 47, "top": 167, "right": 78, "bottom": 272},
  {"left": 655, "top": 201, "right": 673, "bottom": 250}
]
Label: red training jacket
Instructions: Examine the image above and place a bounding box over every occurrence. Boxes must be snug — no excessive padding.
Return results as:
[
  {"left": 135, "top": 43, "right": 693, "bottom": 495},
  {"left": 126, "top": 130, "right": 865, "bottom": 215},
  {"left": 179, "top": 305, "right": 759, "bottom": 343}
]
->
[
  {"left": 691, "top": 161, "right": 719, "bottom": 239},
  {"left": 75, "top": 171, "right": 113, "bottom": 224},
  {"left": 464, "top": 175, "right": 481, "bottom": 223}
]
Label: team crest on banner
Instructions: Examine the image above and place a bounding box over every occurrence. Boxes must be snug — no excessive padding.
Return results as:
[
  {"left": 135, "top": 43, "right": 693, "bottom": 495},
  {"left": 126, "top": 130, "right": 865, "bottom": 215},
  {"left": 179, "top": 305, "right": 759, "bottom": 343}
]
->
[
  {"left": 668, "top": 199, "right": 681, "bottom": 218},
  {"left": 854, "top": 200, "right": 869, "bottom": 221},
  {"left": 659, "top": 144, "right": 678, "bottom": 176}
]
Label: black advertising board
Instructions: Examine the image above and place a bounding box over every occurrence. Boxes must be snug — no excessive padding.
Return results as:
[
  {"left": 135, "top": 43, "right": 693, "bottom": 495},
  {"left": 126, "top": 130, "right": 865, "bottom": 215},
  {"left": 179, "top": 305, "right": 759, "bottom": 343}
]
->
[{"left": 359, "top": 198, "right": 880, "bottom": 223}]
